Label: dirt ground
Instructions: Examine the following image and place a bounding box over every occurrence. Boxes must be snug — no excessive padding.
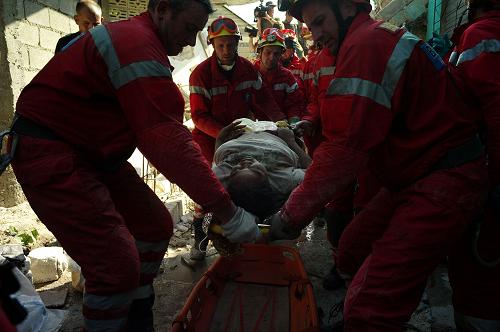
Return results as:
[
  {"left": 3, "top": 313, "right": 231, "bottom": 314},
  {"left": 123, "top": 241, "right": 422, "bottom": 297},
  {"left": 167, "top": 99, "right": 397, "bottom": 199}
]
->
[{"left": 1, "top": 202, "right": 456, "bottom": 331}]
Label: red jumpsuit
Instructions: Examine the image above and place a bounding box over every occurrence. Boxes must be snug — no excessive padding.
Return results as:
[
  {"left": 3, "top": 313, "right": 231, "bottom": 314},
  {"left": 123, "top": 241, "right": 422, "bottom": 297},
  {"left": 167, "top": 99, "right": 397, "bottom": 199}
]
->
[
  {"left": 447, "top": 11, "right": 500, "bottom": 326},
  {"left": 283, "top": 54, "right": 304, "bottom": 83},
  {"left": 302, "top": 48, "right": 334, "bottom": 156},
  {"left": 280, "top": 13, "right": 487, "bottom": 331},
  {"left": 12, "top": 13, "right": 232, "bottom": 331},
  {"left": 258, "top": 64, "right": 305, "bottom": 121},
  {"left": 189, "top": 55, "right": 285, "bottom": 163}
]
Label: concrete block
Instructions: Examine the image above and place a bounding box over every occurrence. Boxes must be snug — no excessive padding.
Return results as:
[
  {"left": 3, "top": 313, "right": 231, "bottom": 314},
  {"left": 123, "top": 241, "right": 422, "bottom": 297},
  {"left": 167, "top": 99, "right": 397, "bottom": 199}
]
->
[
  {"left": 25, "top": 1, "right": 50, "bottom": 27},
  {"left": 39, "top": 288, "right": 68, "bottom": 308},
  {"left": 19, "top": 43, "right": 30, "bottom": 65},
  {"left": 166, "top": 199, "right": 183, "bottom": 224},
  {"left": 18, "top": 22, "right": 39, "bottom": 47},
  {"left": 28, "top": 47, "right": 53, "bottom": 70},
  {"left": 49, "top": 9, "right": 71, "bottom": 33},
  {"left": 0, "top": 244, "right": 24, "bottom": 260},
  {"left": 38, "top": 0, "right": 60, "bottom": 9},
  {"left": 28, "top": 247, "right": 68, "bottom": 284},
  {"left": 40, "top": 27, "right": 61, "bottom": 50},
  {"left": 60, "top": 0, "right": 78, "bottom": 16}
]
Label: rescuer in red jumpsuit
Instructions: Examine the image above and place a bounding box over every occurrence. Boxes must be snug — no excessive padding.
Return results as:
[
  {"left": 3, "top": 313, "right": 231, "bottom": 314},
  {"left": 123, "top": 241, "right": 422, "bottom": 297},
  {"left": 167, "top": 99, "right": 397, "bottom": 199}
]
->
[
  {"left": 270, "top": 0, "right": 488, "bottom": 330},
  {"left": 189, "top": 16, "right": 285, "bottom": 164},
  {"left": 187, "top": 16, "right": 285, "bottom": 262},
  {"left": 256, "top": 28, "right": 305, "bottom": 124},
  {"left": 447, "top": 0, "right": 500, "bottom": 329},
  {"left": 281, "top": 29, "right": 306, "bottom": 82},
  {"left": 10, "top": 1, "right": 262, "bottom": 331}
]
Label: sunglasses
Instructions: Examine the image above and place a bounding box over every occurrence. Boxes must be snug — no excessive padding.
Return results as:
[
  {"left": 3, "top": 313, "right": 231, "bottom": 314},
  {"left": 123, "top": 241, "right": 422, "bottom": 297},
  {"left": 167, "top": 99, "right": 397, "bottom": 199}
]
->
[{"left": 210, "top": 18, "right": 238, "bottom": 35}]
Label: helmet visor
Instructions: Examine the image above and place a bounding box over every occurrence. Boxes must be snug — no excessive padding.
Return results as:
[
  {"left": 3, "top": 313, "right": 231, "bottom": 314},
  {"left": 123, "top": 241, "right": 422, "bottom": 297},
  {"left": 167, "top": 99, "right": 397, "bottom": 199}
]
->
[{"left": 210, "top": 18, "right": 238, "bottom": 35}]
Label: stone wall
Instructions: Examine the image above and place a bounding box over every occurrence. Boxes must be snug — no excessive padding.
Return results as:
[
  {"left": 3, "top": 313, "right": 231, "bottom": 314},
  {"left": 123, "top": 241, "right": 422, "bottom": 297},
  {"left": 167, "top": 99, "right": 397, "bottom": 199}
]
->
[{"left": 0, "top": 0, "right": 78, "bottom": 207}]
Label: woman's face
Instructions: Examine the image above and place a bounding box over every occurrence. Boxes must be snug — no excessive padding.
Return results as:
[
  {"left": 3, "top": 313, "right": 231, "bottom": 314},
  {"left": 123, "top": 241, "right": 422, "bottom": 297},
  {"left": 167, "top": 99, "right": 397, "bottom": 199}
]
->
[{"left": 229, "top": 157, "right": 268, "bottom": 185}]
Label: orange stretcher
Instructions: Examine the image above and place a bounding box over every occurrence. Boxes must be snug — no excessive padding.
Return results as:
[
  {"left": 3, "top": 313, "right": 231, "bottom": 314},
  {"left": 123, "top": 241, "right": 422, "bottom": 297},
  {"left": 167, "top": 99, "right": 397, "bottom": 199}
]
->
[{"left": 171, "top": 244, "right": 319, "bottom": 332}]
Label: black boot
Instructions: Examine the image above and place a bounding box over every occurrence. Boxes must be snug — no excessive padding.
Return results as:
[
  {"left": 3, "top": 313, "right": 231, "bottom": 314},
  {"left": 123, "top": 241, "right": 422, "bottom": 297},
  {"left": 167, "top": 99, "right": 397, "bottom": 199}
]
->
[
  {"left": 189, "top": 217, "right": 208, "bottom": 261},
  {"left": 127, "top": 294, "right": 155, "bottom": 332}
]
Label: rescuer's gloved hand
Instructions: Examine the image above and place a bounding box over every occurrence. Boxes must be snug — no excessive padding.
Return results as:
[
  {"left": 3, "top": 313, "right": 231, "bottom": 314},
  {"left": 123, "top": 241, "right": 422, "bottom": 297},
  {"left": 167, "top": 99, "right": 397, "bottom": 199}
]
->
[
  {"left": 221, "top": 207, "right": 261, "bottom": 243},
  {"left": 268, "top": 212, "right": 302, "bottom": 241}
]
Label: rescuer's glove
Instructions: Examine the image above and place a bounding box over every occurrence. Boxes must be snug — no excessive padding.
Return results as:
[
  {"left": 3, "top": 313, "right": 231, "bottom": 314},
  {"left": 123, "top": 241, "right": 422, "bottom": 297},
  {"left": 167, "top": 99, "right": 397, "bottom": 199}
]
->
[
  {"left": 268, "top": 212, "right": 302, "bottom": 241},
  {"left": 221, "top": 207, "right": 262, "bottom": 243}
]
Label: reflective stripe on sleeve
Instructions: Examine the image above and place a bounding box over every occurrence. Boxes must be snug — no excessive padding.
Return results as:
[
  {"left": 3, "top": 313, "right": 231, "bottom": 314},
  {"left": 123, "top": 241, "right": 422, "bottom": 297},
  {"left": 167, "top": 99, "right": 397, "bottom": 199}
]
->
[
  {"left": 327, "top": 31, "right": 419, "bottom": 108},
  {"left": 273, "top": 82, "right": 299, "bottom": 93},
  {"left": 189, "top": 85, "right": 211, "bottom": 99},
  {"left": 381, "top": 31, "right": 420, "bottom": 97},
  {"left": 318, "top": 66, "right": 335, "bottom": 77},
  {"left": 302, "top": 72, "right": 315, "bottom": 81},
  {"left": 329, "top": 78, "right": 391, "bottom": 108},
  {"left": 90, "top": 25, "right": 172, "bottom": 89},
  {"left": 235, "top": 74, "right": 262, "bottom": 91},
  {"left": 210, "top": 86, "right": 228, "bottom": 96},
  {"left": 449, "top": 51, "right": 459, "bottom": 66},
  {"left": 456, "top": 39, "right": 500, "bottom": 65}
]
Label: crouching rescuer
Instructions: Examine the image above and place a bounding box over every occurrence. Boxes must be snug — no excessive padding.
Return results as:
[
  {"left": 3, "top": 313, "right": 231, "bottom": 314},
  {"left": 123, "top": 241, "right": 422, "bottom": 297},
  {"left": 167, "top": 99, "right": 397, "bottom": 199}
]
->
[{"left": 7, "top": 0, "right": 262, "bottom": 331}]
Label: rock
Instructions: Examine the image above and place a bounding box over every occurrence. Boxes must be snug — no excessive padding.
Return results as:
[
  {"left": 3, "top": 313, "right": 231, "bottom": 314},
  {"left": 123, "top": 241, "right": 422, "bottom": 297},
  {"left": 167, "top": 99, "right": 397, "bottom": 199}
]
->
[
  {"left": 166, "top": 199, "right": 183, "bottom": 224},
  {"left": 0, "top": 244, "right": 25, "bottom": 260},
  {"left": 175, "top": 224, "right": 189, "bottom": 232},
  {"left": 39, "top": 288, "right": 68, "bottom": 308},
  {"left": 28, "top": 247, "right": 68, "bottom": 284}
]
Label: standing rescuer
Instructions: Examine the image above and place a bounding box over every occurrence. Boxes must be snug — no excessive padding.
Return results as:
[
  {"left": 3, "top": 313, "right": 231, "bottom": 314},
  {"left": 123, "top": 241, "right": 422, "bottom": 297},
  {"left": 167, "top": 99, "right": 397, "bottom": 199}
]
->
[
  {"left": 447, "top": 0, "right": 500, "bottom": 329},
  {"left": 189, "top": 16, "right": 285, "bottom": 164},
  {"left": 9, "top": 0, "right": 262, "bottom": 331},
  {"left": 256, "top": 28, "right": 304, "bottom": 124},
  {"left": 271, "top": 0, "right": 488, "bottom": 330}
]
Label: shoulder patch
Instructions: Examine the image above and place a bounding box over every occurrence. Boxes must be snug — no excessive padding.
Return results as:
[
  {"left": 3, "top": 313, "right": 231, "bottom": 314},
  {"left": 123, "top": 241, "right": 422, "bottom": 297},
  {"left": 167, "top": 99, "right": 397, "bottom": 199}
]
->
[
  {"left": 419, "top": 42, "right": 446, "bottom": 71},
  {"left": 377, "top": 22, "right": 399, "bottom": 33}
]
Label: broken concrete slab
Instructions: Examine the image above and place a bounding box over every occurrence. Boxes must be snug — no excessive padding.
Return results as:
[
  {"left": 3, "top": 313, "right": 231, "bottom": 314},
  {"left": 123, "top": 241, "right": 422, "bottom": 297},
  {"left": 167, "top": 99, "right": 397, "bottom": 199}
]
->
[{"left": 39, "top": 287, "right": 68, "bottom": 308}]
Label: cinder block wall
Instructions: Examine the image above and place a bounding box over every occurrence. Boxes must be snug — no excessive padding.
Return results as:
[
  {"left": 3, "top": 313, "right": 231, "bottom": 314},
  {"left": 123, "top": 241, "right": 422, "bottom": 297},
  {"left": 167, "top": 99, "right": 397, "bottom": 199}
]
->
[{"left": 0, "top": 0, "right": 78, "bottom": 207}]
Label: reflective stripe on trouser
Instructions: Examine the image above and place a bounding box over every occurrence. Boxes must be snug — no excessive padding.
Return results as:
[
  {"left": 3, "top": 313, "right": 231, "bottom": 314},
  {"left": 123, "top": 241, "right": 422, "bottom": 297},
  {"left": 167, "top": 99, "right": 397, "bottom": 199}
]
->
[
  {"left": 11, "top": 136, "right": 172, "bottom": 331},
  {"left": 337, "top": 159, "right": 487, "bottom": 331}
]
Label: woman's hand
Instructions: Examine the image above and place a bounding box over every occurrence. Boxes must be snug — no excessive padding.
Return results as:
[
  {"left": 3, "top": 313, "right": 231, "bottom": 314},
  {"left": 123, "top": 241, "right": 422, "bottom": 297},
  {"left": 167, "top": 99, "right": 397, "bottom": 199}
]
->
[{"left": 215, "top": 121, "right": 246, "bottom": 148}]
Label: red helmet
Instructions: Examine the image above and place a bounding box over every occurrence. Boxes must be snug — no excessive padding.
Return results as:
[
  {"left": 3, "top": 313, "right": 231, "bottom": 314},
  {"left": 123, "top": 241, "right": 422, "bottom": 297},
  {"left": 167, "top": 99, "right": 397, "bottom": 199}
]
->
[
  {"left": 278, "top": 0, "right": 371, "bottom": 22},
  {"left": 257, "top": 28, "right": 286, "bottom": 50},
  {"left": 281, "top": 28, "right": 297, "bottom": 40},
  {"left": 207, "top": 16, "right": 241, "bottom": 44}
]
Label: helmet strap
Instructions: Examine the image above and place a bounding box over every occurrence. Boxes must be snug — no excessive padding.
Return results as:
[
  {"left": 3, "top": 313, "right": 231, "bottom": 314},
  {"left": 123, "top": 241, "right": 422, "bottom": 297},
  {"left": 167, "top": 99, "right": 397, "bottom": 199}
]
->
[{"left": 329, "top": 1, "right": 356, "bottom": 49}]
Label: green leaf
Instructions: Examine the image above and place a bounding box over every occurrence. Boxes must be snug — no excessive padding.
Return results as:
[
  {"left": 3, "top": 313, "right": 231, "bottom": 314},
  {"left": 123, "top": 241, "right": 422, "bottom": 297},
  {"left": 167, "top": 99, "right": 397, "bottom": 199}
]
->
[
  {"left": 31, "top": 229, "right": 39, "bottom": 239},
  {"left": 18, "top": 233, "right": 34, "bottom": 246}
]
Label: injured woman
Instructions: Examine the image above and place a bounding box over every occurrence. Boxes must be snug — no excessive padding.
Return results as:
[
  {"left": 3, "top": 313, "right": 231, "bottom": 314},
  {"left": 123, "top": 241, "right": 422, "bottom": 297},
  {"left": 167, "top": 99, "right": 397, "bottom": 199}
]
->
[
  {"left": 189, "top": 120, "right": 311, "bottom": 260},
  {"left": 212, "top": 120, "right": 311, "bottom": 220}
]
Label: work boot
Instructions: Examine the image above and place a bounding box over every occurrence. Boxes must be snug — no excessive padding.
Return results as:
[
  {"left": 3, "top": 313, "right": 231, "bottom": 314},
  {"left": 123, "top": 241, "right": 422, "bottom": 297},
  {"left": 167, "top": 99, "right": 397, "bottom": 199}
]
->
[
  {"left": 189, "top": 217, "right": 208, "bottom": 261},
  {"left": 323, "top": 267, "right": 345, "bottom": 290},
  {"left": 127, "top": 294, "right": 155, "bottom": 332}
]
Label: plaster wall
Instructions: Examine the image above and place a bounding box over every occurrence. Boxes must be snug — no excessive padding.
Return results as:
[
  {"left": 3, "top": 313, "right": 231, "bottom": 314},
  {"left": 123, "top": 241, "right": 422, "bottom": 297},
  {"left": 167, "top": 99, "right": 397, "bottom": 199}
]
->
[{"left": 0, "top": 0, "right": 78, "bottom": 207}]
